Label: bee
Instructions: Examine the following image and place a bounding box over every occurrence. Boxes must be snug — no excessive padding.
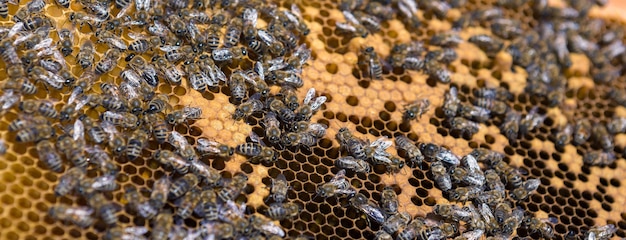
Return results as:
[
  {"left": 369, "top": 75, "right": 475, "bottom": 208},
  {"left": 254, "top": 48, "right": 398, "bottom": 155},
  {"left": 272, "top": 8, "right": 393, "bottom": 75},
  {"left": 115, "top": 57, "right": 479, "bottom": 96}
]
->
[
  {"left": 9, "top": 115, "right": 48, "bottom": 132},
  {"left": 439, "top": 221, "right": 459, "bottom": 238},
  {"left": 169, "top": 174, "right": 199, "bottom": 200},
  {"left": 449, "top": 185, "right": 483, "bottom": 203},
  {"left": 468, "top": 34, "right": 504, "bottom": 57},
  {"left": 450, "top": 117, "right": 480, "bottom": 136},
  {"left": 3, "top": 78, "right": 37, "bottom": 95},
  {"left": 163, "top": 45, "right": 193, "bottom": 63},
  {"left": 195, "top": 188, "right": 218, "bottom": 220},
  {"left": 88, "top": 193, "right": 119, "bottom": 226},
  {"left": 335, "top": 156, "right": 371, "bottom": 173},
  {"left": 249, "top": 213, "right": 286, "bottom": 237},
  {"left": 183, "top": 61, "right": 210, "bottom": 92},
  {"left": 258, "top": 29, "right": 286, "bottom": 57},
  {"left": 474, "top": 87, "right": 513, "bottom": 101},
  {"left": 501, "top": 111, "right": 521, "bottom": 141},
  {"left": 424, "top": 59, "right": 451, "bottom": 83},
  {"left": 16, "top": 124, "right": 54, "bottom": 143},
  {"left": 176, "top": 190, "right": 201, "bottom": 219},
  {"left": 472, "top": 98, "right": 507, "bottom": 115},
  {"left": 573, "top": 119, "right": 592, "bottom": 145},
  {"left": 458, "top": 103, "right": 491, "bottom": 123},
  {"left": 295, "top": 88, "right": 327, "bottom": 121},
  {"left": 375, "top": 230, "right": 393, "bottom": 240},
  {"left": 425, "top": 48, "right": 458, "bottom": 64},
  {"left": 128, "top": 56, "right": 160, "bottom": 87},
  {"left": 142, "top": 114, "right": 168, "bottom": 144},
  {"left": 519, "top": 106, "right": 546, "bottom": 136},
  {"left": 76, "top": 40, "right": 96, "bottom": 69},
  {"left": 54, "top": 167, "right": 85, "bottom": 196},
  {"left": 592, "top": 124, "right": 613, "bottom": 151},
  {"left": 380, "top": 186, "right": 399, "bottom": 215},
  {"left": 430, "top": 32, "right": 463, "bottom": 47},
  {"left": 95, "top": 48, "right": 121, "bottom": 75},
  {"left": 511, "top": 178, "right": 540, "bottom": 201},
  {"left": 213, "top": 47, "right": 247, "bottom": 62},
  {"left": 168, "top": 131, "right": 198, "bottom": 161},
  {"left": 349, "top": 193, "right": 386, "bottom": 225},
  {"left": 48, "top": 204, "right": 95, "bottom": 228},
  {"left": 431, "top": 161, "right": 452, "bottom": 192},
  {"left": 153, "top": 150, "right": 189, "bottom": 174},
  {"left": 453, "top": 229, "right": 484, "bottom": 240},
  {"left": 189, "top": 160, "right": 222, "bottom": 186},
  {"left": 236, "top": 132, "right": 277, "bottom": 164},
  {"left": 337, "top": 128, "right": 369, "bottom": 160},
  {"left": 478, "top": 203, "right": 500, "bottom": 236},
  {"left": 484, "top": 169, "right": 506, "bottom": 191},
  {"left": 193, "top": 138, "right": 233, "bottom": 160},
  {"left": 166, "top": 106, "right": 202, "bottom": 125},
  {"left": 267, "top": 97, "right": 296, "bottom": 123},
  {"left": 336, "top": 10, "right": 369, "bottom": 38},
  {"left": 57, "top": 28, "right": 74, "bottom": 57},
  {"left": 152, "top": 211, "right": 173, "bottom": 240},
  {"left": 266, "top": 202, "right": 300, "bottom": 220},
  {"left": 123, "top": 185, "right": 143, "bottom": 214},
  {"left": 449, "top": 165, "right": 485, "bottom": 187},
  {"left": 153, "top": 55, "right": 184, "bottom": 85},
  {"left": 56, "top": 135, "right": 87, "bottom": 168},
  {"left": 29, "top": 66, "right": 65, "bottom": 90},
  {"left": 104, "top": 226, "right": 148, "bottom": 240},
  {"left": 261, "top": 112, "right": 282, "bottom": 145},
  {"left": 382, "top": 212, "right": 411, "bottom": 234},
  {"left": 224, "top": 17, "right": 242, "bottom": 47},
  {"left": 420, "top": 0, "right": 450, "bottom": 19},
  {"left": 196, "top": 54, "right": 225, "bottom": 85},
  {"left": 268, "top": 173, "right": 289, "bottom": 203},
  {"left": 356, "top": 46, "right": 384, "bottom": 81},
  {"left": 583, "top": 150, "right": 616, "bottom": 166},
  {"left": 229, "top": 70, "right": 248, "bottom": 103},
  {"left": 584, "top": 224, "right": 617, "bottom": 240},
  {"left": 126, "top": 129, "right": 148, "bottom": 161},
  {"left": 149, "top": 176, "right": 171, "bottom": 210},
  {"left": 433, "top": 204, "right": 473, "bottom": 222},
  {"left": 502, "top": 207, "right": 525, "bottom": 236},
  {"left": 266, "top": 69, "right": 303, "bottom": 88},
  {"left": 20, "top": 99, "right": 59, "bottom": 119},
  {"left": 218, "top": 172, "right": 248, "bottom": 203},
  {"left": 100, "top": 111, "right": 138, "bottom": 129},
  {"left": 86, "top": 146, "right": 118, "bottom": 175},
  {"left": 402, "top": 98, "right": 430, "bottom": 121},
  {"left": 396, "top": 217, "right": 436, "bottom": 240},
  {"left": 316, "top": 169, "right": 355, "bottom": 199},
  {"left": 233, "top": 95, "right": 264, "bottom": 121},
  {"left": 523, "top": 216, "right": 556, "bottom": 239}
]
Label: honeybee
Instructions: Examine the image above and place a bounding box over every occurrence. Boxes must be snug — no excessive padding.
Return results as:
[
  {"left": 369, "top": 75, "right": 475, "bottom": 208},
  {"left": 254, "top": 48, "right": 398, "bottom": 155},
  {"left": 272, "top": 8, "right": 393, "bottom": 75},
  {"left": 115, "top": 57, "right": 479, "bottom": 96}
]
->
[
  {"left": 57, "top": 28, "right": 74, "bottom": 57},
  {"left": 3, "top": 77, "right": 37, "bottom": 95},
  {"left": 519, "top": 106, "right": 546, "bottom": 136},
  {"left": 48, "top": 204, "right": 95, "bottom": 228},
  {"left": 350, "top": 193, "right": 386, "bottom": 225},
  {"left": 235, "top": 132, "right": 276, "bottom": 163},
  {"left": 229, "top": 70, "right": 248, "bottom": 103},
  {"left": 166, "top": 106, "right": 202, "bottom": 125},
  {"left": 380, "top": 186, "right": 399, "bottom": 215},
  {"left": 449, "top": 185, "right": 483, "bottom": 203},
  {"left": 501, "top": 110, "right": 521, "bottom": 142},
  {"left": 474, "top": 87, "right": 512, "bottom": 101},
  {"left": 484, "top": 169, "right": 506, "bottom": 192},
  {"left": 95, "top": 48, "right": 121, "bottom": 75},
  {"left": 267, "top": 96, "right": 296, "bottom": 123},
  {"left": 431, "top": 161, "right": 452, "bottom": 192},
  {"left": 261, "top": 112, "right": 282, "bottom": 145},
  {"left": 396, "top": 217, "right": 437, "bottom": 240},
  {"left": 468, "top": 34, "right": 504, "bottom": 57},
  {"left": 425, "top": 48, "right": 458, "bottom": 64},
  {"left": 472, "top": 97, "right": 507, "bottom": 115},
  {"left": 335, "top": 156, "right": 371, "bottom": 173},
  {"left": 295, "top": 88, "right": 327, "bottom": 121},
  {"left": 453, "top": 229, "right": 484, "bottom": 240},
  {"left": 402, "top": 98, "right": 430, "bottom": 121},
  {"left": 104, "top": 226, "right": 148, "bottom": 240},
  {"left": 523, "top": 216, "right": 556, "bottom": 239},
  {"left": 430, "top": 32, "right": 463, "bottom": 47},
  {"left": 424, "top": 60, "right": 451, "bottom": 83},
  {"left": 510, "top": 178, "right": 540, "bottom": 201},
  {"left": 286, "top": 43, "right": 312, "bottom": 70},
  {"left": 224, "top": 17, "right": 242, "bottom": 48},
  {"left": 450, "top": 117, "right": 480, "bottom": 136},
  {"left": 189, "top": 160, "right": 222, "bottom": 186},
  {"left": 266, "top": 69, "right": 303, "bottom": 88},
  {"left": 86, "top": 146, "right": 118, "bottom": 175},
  {"left": 249, "top": 213, "right": 286, "bottom": 237},
  {"left": 176, "top": 190, "right": 201, "bottom": 219},
  {"left": 144, "top": 94, "right": 170, "bottom": 114},
  {"left": 592, "top": 124, "right": 613, "bottom": 151},
  {"left": 169, "top": 131, "right": 198, "bottom": 161},
  {"left": 573, "top": 119, "right": 592, "bottom": 145},
  {"left": 88, "top": 193, "right": 119, "bottom": 226},
  {"left": 584, "top": 224, "right": 617, "bottom": 240},
  {"left": 336, "top": 10, "right": 369, "bottom": 38},
  {"left": 458, "top": 103, "right": 491, "bottom": 123},
  {"left": 316, "top": 169, "right": 355, "bottom": 199},
  {"left": 217, "top": 172, "right": 248, "bottom": 203},
  {"left": 16, "top": 124, "right": 54, "bottom": 143},
  {"left": 583, "top": 150, "right": 616, "bottom": 166},
  {"left": 195, "top": 188, "right": 218, "bottom": 220},
  {"left": 266, "top": 202, "right": 300, "bottom": 220},
  {"left": 478, "top": 203, "right": 500, "bottom": 236},
  {"left": 491, "top": 18, "right": 523, "bottom": 39},
  {"left": 169, "top": 174, "right": 199, "bottom": 200},
  {"left": 164, "top": 45, "right": 193, "bottom": 63},
  {"left": 382, "top": 212, "right": 411, "bottom": 234},
  {"left": 375, "top": 230, "right": 393, "bottom": 240},
  {"left": 449, "top": 165, "right": 485, "bottom": 187},
  {"left": 54, "top": 167, "right": 85, "bottom": 196},
  {"left": 152, "top": 211, "right": 173, "bottom": 240},
  {"left": 359, "top": 46, "right": 383, "bottom": 80},
  {"left": 433, "top": 204, "right": 473, "bottom": 222},
  {"left": 19, "top": 99, "right": 59, "bottom": 119},
  {"left": 212, "top": 47, "right": 247, "bottom": 62},
  {"left": 502, "top": 207, "right": 525, "bottom": 236},
  {"left": 233, "top": 95, "right": 264, "bottom": 121},
  {"left": 153, "top": 150, "right": 189, "bottom": 174},
  {"left": 153, "top": 55, "right": 184, "bottom": 85},
  {"left": 397, "top": 0, "right": 421, "bottom": 30},
  {"left": 196, "top": 137, "right": 234, "bottom": 158},
  {"left": 241, "top": 8, "right": 258, "bottom": 41},
  {"left": 149, "top": 176, "right": 171, "bottom": 210},
  {"left": 268, "top": 173, "right": 289, "bottom": 203}
]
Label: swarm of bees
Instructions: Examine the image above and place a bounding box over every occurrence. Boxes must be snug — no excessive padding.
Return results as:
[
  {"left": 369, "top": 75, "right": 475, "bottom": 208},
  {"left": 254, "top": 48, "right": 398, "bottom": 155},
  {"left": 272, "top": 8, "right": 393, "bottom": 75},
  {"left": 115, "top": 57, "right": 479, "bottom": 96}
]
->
[{"left": 0, "top": 0, "right": 623, "bottom": 238}]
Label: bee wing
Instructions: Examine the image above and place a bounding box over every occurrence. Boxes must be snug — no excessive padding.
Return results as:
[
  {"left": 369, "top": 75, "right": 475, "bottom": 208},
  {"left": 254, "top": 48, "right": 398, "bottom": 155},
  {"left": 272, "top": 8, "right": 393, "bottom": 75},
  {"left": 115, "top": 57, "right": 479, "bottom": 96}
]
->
[
  {"left": 522, "top": 178, "right": 540, "bottom": 191},
  {"left": 257, "top": 29, "right": 276, "bottom": 45},
  {"left": 69, "top": 206, "right": 95, "bottom": 217},
  {"left": 169, "top": 131, "right": 189, "bottom": 148},
  {"left": 259, "top": 218, "right": 286, "bottom": 237},
  {"left": 479, "top": 203, "right": 496, "bottom": 223},
  {"left": 268, "top": 58, "right": 288, "bottom": 72},
  {"left": 0, "top": 90, "right": 19, "bottom": 111},
  {"left": 124, "top": 226, "right": 149, "bottom": 236},
  {"left": 399, "top": 0, "right": 418, "bottom": 15},
  {"left": 249, "top": 131, "right": 267, "bottom": 146},
  {"left": 331, "top": 169, "right": 346, "bottom": 183},
  {"left": 276, "top": 173, "right": 287, "bottom": 182},
  {"left": 282, "top": 10, "right": 300, "bottom": 25},
  {"left": 303, "top": 88, "right": 316, "bottom": 105},
  {"left": 72, "top": 119, "right": 84, "bottom": 142},
  {"left": 254, "top": 61, "right": 265, "bottom": 80},
  {"left": 182, "top": 107, "right": 202, "bottom": 119},
  {"left": 460, "top": 229, "right": 484, "bottom": 240},
  {"left": 335, "top": 22, "right": 356, "bottom": 32},
  {"left": 91, "top": 174, "right": 116, "bottom": 189},
  {"left": 103, "top": 111, "right": 124, "bottom": 122},
  {"left": 291, "top": 3, "right": 302, "bottom": 17},
  {"left": 243, "top": 8, "right": 258, "bottom": 26},
  {"left": 7, "top": 22, "right": 23, "bottom": 39},
  {"left": 342, "top": 10, "right": 360, "bottom": 25},
  {"left": 462, "top": 154, "right": 481, "bottom": 173},
  {"left": 309, "top": 96, "right": 327, "bottom": 112}
]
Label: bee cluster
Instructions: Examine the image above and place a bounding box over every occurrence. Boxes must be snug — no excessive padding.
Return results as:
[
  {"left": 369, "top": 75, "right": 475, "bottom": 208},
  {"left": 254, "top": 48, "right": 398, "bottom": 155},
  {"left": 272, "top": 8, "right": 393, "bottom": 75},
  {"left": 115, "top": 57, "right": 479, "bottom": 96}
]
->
[{"left": 1, "top": 0, "right": 626, "bottom": 238}]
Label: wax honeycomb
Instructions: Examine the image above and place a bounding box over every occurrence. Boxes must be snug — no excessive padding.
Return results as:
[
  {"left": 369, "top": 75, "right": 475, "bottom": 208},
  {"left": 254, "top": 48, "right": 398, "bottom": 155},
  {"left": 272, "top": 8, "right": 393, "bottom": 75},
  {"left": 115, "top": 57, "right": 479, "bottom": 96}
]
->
[{"left": 0, "top": 0, "right": 626, "bottom": 239}]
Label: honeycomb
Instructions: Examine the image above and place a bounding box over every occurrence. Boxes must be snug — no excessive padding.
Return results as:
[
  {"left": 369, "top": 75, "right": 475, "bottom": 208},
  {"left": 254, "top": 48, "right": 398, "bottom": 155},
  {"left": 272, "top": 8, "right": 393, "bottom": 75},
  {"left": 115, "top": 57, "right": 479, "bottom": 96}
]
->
[{"left": 1, "top": 0, "right": 626, "bottom": 239}]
